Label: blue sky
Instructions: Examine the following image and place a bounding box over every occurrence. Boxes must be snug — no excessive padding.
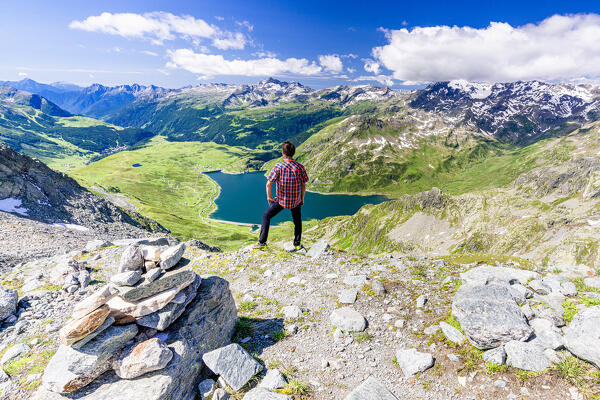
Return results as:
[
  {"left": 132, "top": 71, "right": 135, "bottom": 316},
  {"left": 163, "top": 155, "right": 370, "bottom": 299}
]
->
[{"left": 1, "top": 0, "right": 600, "bottom": 88}]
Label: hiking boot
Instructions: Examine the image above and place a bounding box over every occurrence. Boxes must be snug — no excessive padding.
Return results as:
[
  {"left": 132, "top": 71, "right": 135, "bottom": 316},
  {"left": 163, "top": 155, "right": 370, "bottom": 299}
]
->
[
  {"left": 253, "top": 242, "right": 268, "bottom": 250},
  {"left": 288, "top": 244, "right": 304, "bottom": 253}
]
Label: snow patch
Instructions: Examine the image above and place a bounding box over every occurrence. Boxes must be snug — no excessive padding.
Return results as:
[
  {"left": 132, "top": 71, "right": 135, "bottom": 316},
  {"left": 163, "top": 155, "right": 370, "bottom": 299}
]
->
[
  {"left": 0, "top": 197, "right": 29, "bottom": 216},
  {"left": 448, "top": 79, "right": 492, "bottom": 99},
  {"left": 51, "top": 223, "right": 90, "bottom": 232}
]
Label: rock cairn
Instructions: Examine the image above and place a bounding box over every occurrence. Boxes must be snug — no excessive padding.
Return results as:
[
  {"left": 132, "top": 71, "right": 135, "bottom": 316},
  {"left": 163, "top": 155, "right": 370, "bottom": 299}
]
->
[{"left": 33, "top": 242, "right": 238, "bottom": 399}]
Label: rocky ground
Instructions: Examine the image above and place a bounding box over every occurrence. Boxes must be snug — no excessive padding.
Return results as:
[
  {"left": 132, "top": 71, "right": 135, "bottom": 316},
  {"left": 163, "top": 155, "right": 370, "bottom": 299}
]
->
[{"left": 1, "top": 237, "right": 599, "bottom": 400}]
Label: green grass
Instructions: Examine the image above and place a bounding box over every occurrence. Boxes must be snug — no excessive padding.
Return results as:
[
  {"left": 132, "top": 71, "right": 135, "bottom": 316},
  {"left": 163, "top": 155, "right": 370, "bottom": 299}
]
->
[
  {"left": 354, "top": 332, "right": 373, "bottom": 343},
  {"left": 280, "top": 379, "right": 310, "bottom": 397}
]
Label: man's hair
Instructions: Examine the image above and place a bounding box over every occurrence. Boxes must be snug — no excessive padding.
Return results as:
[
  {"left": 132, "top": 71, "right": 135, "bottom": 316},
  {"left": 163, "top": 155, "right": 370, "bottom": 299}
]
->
[{"left": 282, "top": 141, "right": 295, "bottom": 157}]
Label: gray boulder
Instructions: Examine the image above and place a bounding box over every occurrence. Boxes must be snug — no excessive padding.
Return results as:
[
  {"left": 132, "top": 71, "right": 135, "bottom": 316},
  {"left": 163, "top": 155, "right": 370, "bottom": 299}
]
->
[
  {"left": 439, "top": 322, "right": 465, "bottom": 344},
  {"left": 85, "top": 240, "right": 113, "bottom": 251},
  {"left": 460, "top": 266, "right": 540, "bottom": 286},
  {"left": 529, "top": 279, "right": 551, "bottom": 295},
  {"left": 344, "top": 376, "right": 398, "bottom": 400},
  {"left": 243, "top": 387, "right": 291, "bottom": 400},
  {"left": 159, "top": 244, "right": 186, "bottom": 270},
  {"left": 563, "top": 305, "right": 600, "bottom": 368},
  {"left": 258, "top": 369, "right": 287, "bottom": 390},
  {"left": 198, "top": 378, "right": 215, "bottom": 399},
  {"left": 0, "top": 287, "right": 18, "bottom": 321},
  {"left": 330, "top": 307, "right": 367, "bottom": 332},
  {"left": 202, "top": 343, "right": 264, "bottom": 391},
  {"left": 118, "top": 245, "right": 144, "bottom": 273},
  {"left": 213, "top": 388, "right": 230, "bottom": 400},
  {"left": 71, "top": 317, "right": 116, "bottom": 350},
  {"left": 343, "top": 274, "right": 367, "bottom": 287},
  {"left": 483, "top": 346, "right": 506, "bottom": 365},
  {"left": 452, "top": 284, "right": 532, "bottom": 349},
  {"left": 42, "top": 324, "right": 139, "bottom": 393},
  {"left": 528, "top": 318, "right": 564, "bottom": 350},
  {"left": 395, "top": 348, "right": 434, "bottom": 376},
  {"left": 112, "top": 338, "right": 173, "bottom": 379},
  {"left": 307, "top": 239, "right": 330, "bottom": 258},
  {"left": 371, "top": 280, "right": 386, "bottom": 296},
  {"left": 505, "top": 340, "right": 550, "bottom": 371},
  {"left": 111, "top": 271, "right": 142, "bottom": 287},
  {"left": 32, "top": 276, "right": 237, "bottom": 400}
]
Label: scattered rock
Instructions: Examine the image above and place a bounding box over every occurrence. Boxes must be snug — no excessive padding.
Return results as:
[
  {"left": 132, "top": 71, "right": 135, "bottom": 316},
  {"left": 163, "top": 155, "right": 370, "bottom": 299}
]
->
[
  {"left": 282, "top": 305, "right": 304, "bottom": 320},
  {"left": 198, "top": 378, "right": 216, "bottom": 399},
  {"left": 330, "top": 307, "right": 367, "bottom": 332},
  {"left": 85, "top": 240, "right": 113, "bottom": 252},
  {"left": 339, "top": 288, "right": 358, "bottom": 304},
  {"left": 202, "top": 343, "right": 264, "bottom": 391},
  {"left": 483, "top": 346, "right": 506, "bottom": 365},
  {"left": 505, "top": 340, "right": 551, "bottom": 371},
  {"left": 460, "top": 266, "right": 540, "bottom": 286},
  {"left": 344, "top": 376, "right": 398, "bottom": 400},
  {"left": 0, "top": 343, "right": 30, "bottom": 365},
  {"left": 159, "top": 244, "right": 186, "bottom": 270},
  {"left": 258, "top": 369, "right": 288, "bottom": 390},
  {"left": 452, "top": 284, "right": 532, "bottom": 349},
  {"left": 563, "top": 305, "right": 600, "bottom": 368},
  {"left": 0, "top": 287, "right": 18, "bottom": 321},
  {"left": 416, "top": 295, "right": 427, "bottom": 308},
  {"left": 528, "top": 318, "right": 564, "bottom": 350},
  {"left": 529, "top": 279, "right": 551, "bottom": 295},
  {"left": 306, "top": 239, "right": 330, "bottom": 258},
  {"left": 213, "top": 388, "right": 231, "bottom": 400},
  {"left": 111, "top": 271, "right": 142, "bottom": 287},
  {"left": 583, "top": 277, "right": 600, "bottom": 289},
  {"left": 243, "top": 387, "right": 291, "bottom": 400},
  {"left": 112, "top": 338, "right": 173, "bottom": 379},
  {"left": 343, "top": 274, "right": 368, "bottom": 287},
  {"left": 439, "top": 322, "right": 465, "bottom": 344},
  {"left": 371, "top": 280, "right": 386, "bottom": 296},
  {"left": 395, "top": 348, "right": 434, "bottom": 376}
]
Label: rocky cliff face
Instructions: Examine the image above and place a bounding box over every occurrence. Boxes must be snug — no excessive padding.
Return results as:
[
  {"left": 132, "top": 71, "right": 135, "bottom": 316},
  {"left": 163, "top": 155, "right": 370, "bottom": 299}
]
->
[{"left": 0, "top": 144, "right": 167, "bottom": 265}]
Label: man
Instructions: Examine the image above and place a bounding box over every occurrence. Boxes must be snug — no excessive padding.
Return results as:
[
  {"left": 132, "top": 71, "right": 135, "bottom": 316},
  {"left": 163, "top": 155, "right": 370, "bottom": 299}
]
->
[{"left": 257, "top": 141, "right": 308, "bottom": 251}]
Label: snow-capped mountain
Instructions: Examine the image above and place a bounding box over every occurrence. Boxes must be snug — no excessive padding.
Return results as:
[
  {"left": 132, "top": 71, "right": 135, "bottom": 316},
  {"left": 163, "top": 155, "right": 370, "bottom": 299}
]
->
[{"left": 411, "top": 80, "right": 600, "bottom": 143}]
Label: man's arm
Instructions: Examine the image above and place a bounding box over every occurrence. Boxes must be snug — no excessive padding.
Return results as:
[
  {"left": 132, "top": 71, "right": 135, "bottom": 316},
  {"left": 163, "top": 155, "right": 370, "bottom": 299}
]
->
[
  {"left": 300, "top": 181, "right": 306, "bottom": 206},
  {"left": 266, "top": 180, "right": 275, "bottom": 203}
]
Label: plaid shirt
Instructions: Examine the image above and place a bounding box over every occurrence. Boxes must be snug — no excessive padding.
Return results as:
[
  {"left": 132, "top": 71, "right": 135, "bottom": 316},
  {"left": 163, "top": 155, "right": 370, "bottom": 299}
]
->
[{"left": 267, "top": 158, "right": 309, "bottom": 209}]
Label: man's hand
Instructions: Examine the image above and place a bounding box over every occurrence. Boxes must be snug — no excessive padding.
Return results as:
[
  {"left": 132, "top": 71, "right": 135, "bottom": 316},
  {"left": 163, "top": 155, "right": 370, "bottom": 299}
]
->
[
  {"left": 299, "top": 198, "right": 304, "bottom": 206},
  {"left": 267, "top": 196, "right": 275, "bottom": 203}
]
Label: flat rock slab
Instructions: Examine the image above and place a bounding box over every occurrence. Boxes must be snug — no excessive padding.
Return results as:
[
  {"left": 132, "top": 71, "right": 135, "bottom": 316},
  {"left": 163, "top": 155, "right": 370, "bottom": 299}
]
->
[
  {"left": 339, "top": 289, "right": 358, "bottom": 304},
  {"left": 460, "top": 266, "right": 540, "bottom": 286},
  {"left": 115, "top": 268, "right": 196, "bottom": 302},
  {"left": 136, "top": 275, "right": 201, "bottom": 331},
  {"left": 59, "top": 304, "right": 111, "bottom": 346},
  {"left": 505, "top": 340, "right": 550, "bottom": 371},
  {"left": 202, "top": 343, "right": 264, "bottom": 391},
  {"left": 113, "top": 338, "right": 173, "bottom": 379},
  {"left": 111, "top": 271, "right": 142, "bottom": 287},
  {"left": 32, "top": 276, "right": 237, "bottom": 400},
  {"left": 563, "top": 305, "right": 600, "bottom": 368},
  {"left": 258, "top": 369, "right": 287, "bottom": 390},
  {"left": 439, "top": 322, "right": 465, "bottom": 344},
  {"left": 1, "top": 343, "right": 30, "bottom": 365},
  {"left": 483, "top": 346, "right": 506, "bottom": 365},
  {"left": 452, "top": 284, "right": 532, "bottom": 349},
  {"left": 0, "top": 287, "right": 18, "bottom": 321},
  {"left": 344, "top": 376, "right": 398, "bottom": 400},
  {"left": 107, "top": 285, "right": 184, "bottom": 320},
  {"left": 159, "top": 244, "right": 186, "bottom": 270},
  {"left": 42, "top": 324, "right": 139, "bottom": 393},
  {"left": 343, "top": 275, "right": 367, "bottom": 287},
  {"left": 395, "top": 348, "right": 434, "bottom": 377},
  {"left": 243, "top": 387, "right": 291, "bottom": 400},
  {"left": 72, "top": 317, "right": 115, "bottom": 349},
  {"left": 72, "top": 286, "right": 118, "bottom": 320},
  {"left": 330, "top": 307, "right": 367, "bottom": 332}
]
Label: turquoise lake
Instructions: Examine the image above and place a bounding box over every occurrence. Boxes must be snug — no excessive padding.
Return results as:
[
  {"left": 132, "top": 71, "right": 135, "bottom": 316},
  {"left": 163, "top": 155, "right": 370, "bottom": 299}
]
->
[{"left": 205, "top": 171, "right": 388, "bottom": 225}]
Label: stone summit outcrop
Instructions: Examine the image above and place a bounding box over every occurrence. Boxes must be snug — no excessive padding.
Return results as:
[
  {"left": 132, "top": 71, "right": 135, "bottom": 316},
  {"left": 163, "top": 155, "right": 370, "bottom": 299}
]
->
[{"left": 31, "top": 242, "right": 237, "bottom": 400}]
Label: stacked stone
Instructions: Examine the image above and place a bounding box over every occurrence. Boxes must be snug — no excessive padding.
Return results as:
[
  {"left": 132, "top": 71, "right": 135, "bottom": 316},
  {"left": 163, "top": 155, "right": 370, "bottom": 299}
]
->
[{"left": 41, "top": 242, "right": 214, "bottom": 394}]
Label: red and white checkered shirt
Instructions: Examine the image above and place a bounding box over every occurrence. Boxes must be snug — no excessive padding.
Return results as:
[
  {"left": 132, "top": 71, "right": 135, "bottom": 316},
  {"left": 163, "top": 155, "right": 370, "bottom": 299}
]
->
[{"left": 267, "top": 159, "right": 309, "bottom": 209}]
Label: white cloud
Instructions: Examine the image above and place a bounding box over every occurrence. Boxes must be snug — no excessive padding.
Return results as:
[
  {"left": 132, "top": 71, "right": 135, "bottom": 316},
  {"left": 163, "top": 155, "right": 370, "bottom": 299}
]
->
[
  {"left": 353, "top": 75, "right": 394, "bottom": 86},
  {"left": 373, "top": 13, "right": 600, "bottom": 83},
  {"left": 253, "top": 50, "right": 277, "bottom": 58},
  {"left": 166, "top": 48, "right": 322, "bottom": 77},
  {"left": 112, "top": 46, "right": 122, "bottom": 53},
  {"left": 363, "top": 59, "right": 380, "bottom": 74},
  {"left": 215, "top": 16, "right": 224, "bottom": 21},
  {"left": 347, "top": 67, "right": 356, "bottom": 73},
  {"left": 212, "top": 32, "right": 246, "bottom": 50},
  {"left": 319, "top": 54, "right": 343, "bottom": 72},
  {"left": 141, "top": 50, "right": 159, "bottom": 56},
  {"left": 236, "top": 20, "right": 254, "bottom": 31},
  {"left": 18, "top": 72, "right": 27, "bottom": 77},
  {"left": 70, "top": 12, "right": 217, "bottom": 44}
]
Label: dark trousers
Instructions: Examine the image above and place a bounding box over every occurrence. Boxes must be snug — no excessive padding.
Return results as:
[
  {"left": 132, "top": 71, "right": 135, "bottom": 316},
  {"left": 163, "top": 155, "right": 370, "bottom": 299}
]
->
[{"left": 259, "top": 202, "right": 302, "bottom": 246}]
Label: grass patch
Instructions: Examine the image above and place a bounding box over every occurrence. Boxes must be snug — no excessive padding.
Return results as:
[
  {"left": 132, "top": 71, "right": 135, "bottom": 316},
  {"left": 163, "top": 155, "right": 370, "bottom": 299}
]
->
[
  {"left": 238, "top": 300, "right": 258, "bottom": 312},
  {"left": 485, "top": 362, "right": 509, "bottom": 375},
  {"left": 354, "top": 333, "right": 372, "bottom": 343},
  {"left": 280, "top": 379, "right": 310, "bottom": 397}
]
